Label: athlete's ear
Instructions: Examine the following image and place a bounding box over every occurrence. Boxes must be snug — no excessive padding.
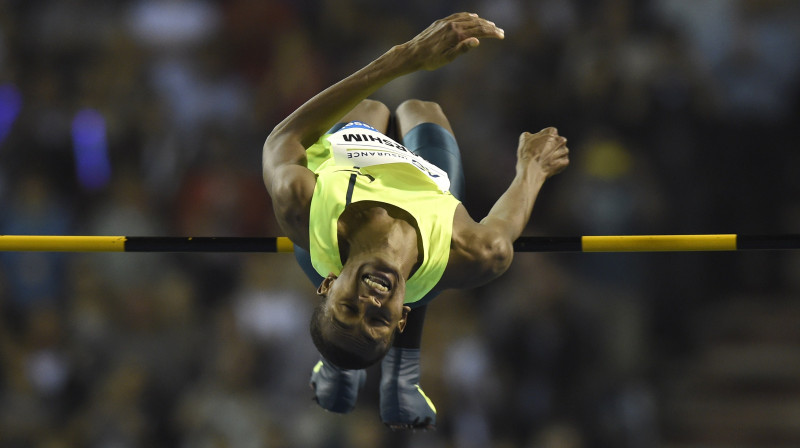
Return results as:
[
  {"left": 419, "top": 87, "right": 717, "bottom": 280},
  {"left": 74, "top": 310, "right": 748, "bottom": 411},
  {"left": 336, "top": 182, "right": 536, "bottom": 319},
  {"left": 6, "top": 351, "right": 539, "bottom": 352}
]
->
[
  {"left": 396, "top": 305, "right": 412, "bottom": 333},
  {"left": 316, "top": 273, "right": 338, "bottom": 297}
]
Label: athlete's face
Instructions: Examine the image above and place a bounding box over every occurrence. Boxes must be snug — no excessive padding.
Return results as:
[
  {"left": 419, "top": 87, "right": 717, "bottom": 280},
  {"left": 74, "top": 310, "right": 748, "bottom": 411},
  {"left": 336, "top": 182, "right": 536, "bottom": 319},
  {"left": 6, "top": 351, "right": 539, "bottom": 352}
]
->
[{"left": 316, "top": 261, "right": 411, "bottom": 346}]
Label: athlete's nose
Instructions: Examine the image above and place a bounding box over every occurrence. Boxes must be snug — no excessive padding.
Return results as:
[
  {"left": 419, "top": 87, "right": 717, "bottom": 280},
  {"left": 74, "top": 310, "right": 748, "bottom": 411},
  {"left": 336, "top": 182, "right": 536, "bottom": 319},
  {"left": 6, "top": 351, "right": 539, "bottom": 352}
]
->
[{"left": 359, "top": 295, "right": 381, "bottom": 308}]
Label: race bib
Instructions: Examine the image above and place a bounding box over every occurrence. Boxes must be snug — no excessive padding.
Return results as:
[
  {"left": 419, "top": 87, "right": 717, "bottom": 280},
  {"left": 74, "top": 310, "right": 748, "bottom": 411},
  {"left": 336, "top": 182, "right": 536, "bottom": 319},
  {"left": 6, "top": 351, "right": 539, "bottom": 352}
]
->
[{"left": 327, "top": 121, "right": 451, "bottom": 192}]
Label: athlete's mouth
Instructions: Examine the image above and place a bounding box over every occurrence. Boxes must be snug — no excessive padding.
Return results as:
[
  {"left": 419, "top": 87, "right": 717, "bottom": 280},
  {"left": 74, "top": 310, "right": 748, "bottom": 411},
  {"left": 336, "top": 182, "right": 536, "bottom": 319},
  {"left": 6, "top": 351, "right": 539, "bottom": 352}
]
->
[{"left": 362, "top": 273, "right": 391, "bottom": 293}]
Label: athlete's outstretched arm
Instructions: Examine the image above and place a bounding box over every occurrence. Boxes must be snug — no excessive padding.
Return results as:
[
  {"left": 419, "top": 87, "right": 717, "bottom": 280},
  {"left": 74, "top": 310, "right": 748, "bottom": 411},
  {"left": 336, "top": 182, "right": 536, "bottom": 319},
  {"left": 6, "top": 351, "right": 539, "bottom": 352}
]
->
[
  {"left": 481, "top": 128, "right": 569, "bottom": 242},
  {"left": 261, "top": 13, "right": 503, "bottom": 248},
  {"left": 442, "top": 128, "right": 569, "bottom": 289}
]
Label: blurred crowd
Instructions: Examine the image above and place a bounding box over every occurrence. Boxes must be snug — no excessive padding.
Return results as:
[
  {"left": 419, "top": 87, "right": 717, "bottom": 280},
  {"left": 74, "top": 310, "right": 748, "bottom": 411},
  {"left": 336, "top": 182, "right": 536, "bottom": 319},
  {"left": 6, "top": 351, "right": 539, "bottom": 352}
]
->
[{"left": 0, "top": 0, "right": 798, "bottom": 447}]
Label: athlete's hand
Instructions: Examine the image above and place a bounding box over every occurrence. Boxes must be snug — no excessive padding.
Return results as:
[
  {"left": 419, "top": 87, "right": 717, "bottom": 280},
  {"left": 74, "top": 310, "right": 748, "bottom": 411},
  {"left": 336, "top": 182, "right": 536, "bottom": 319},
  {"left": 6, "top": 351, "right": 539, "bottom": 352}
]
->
[
  {"left": 517, "top": 127, "right": 570, "bottom": 178},
  {"left": 399, "top": 12, "right": 504, "bottom": 72}
]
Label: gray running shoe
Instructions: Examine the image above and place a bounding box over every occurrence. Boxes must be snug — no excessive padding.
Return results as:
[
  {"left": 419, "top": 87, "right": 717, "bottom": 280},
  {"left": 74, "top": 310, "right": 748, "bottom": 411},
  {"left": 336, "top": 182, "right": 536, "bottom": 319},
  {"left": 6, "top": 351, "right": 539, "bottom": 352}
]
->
[
  {"left": 309, "top": 358, "right": 366, "bottom": 413},
  {"left": 380, "top": 347, "right": 436, "bottom": 430}
]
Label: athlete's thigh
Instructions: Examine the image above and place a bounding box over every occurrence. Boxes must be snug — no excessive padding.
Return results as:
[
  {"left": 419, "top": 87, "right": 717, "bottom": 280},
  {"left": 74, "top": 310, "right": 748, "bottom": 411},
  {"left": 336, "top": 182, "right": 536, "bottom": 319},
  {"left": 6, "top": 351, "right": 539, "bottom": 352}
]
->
[
  {"left": 395, "top": 100, "right": 465, "bottom": 201},
  {"left": 334, "top": 99, "right": 391, "bottom": 134}
]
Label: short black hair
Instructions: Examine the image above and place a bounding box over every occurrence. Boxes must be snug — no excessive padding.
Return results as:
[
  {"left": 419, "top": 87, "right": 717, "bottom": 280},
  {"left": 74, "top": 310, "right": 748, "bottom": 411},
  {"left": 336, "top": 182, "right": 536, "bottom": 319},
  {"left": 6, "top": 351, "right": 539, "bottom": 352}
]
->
[{"left": 309, "top": 300, "right": 390, "bottom": 370}]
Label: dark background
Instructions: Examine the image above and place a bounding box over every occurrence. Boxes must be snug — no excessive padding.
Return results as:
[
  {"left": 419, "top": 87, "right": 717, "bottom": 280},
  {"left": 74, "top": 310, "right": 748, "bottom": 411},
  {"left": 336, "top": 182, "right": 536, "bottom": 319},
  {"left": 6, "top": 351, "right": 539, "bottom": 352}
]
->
[{"left": 1, "top": 1, "right": 799, "bottom": 447}]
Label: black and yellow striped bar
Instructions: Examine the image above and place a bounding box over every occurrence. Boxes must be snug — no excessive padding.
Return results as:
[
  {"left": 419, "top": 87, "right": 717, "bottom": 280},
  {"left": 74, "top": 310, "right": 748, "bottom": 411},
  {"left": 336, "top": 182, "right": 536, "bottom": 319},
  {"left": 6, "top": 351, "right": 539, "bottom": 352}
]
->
[
  {"left": 1, "top": 234, "right": 799, "bottom": 253},
  {"left": 514, "top": 234, "right": 800, "bottom": 252},
  {"left": 0, "top": 236, "right": 296, "bottom": 253},
  {"left": 0, "top": 235, "right": 129, "bottom": 252},
  {"left": 583, "top": 234, "right": 737, "bottom": 252}
]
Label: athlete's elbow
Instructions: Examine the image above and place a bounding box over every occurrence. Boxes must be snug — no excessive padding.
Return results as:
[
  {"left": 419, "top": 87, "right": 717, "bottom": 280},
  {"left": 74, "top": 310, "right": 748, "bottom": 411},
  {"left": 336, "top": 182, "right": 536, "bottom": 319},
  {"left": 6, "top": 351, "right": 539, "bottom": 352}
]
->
[
  {"left": 263, "top": 128, "right": 293, "bottom": 155},
  {"left": 480, "top": 233, "right": 514, "bottom": 281},
  {"left": 265, "top": 121, "right": 317, "bottom": 150}
]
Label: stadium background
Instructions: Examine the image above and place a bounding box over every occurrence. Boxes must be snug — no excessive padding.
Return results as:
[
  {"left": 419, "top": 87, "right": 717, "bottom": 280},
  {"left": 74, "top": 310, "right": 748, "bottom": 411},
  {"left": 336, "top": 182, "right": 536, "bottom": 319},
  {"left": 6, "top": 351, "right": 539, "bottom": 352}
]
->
[{"left": 1, "top": 1, "right": 799, "bottom": 447}]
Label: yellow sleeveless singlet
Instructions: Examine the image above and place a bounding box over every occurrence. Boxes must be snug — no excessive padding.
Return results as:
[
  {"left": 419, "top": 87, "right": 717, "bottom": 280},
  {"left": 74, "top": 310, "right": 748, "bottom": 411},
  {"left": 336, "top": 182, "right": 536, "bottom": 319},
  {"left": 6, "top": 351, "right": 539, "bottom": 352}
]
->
[{"left": 307, "top": 122, "right": 461, "bottom": 304}]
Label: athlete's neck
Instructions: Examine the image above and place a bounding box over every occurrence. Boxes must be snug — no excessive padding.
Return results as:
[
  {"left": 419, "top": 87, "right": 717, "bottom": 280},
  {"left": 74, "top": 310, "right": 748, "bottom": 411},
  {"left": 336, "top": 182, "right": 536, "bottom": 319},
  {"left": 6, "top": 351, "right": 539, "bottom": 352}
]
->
[{"left": 338, "top": 201, "right": 421, "bottom": 278}]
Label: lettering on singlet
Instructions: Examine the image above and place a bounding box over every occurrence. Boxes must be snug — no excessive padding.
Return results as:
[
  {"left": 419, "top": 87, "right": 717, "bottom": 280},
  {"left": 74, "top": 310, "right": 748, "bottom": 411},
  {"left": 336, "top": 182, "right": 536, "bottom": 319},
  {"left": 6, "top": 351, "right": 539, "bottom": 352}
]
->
[{"left": 326, "top": 121, "right": 451, "bottom": 192}]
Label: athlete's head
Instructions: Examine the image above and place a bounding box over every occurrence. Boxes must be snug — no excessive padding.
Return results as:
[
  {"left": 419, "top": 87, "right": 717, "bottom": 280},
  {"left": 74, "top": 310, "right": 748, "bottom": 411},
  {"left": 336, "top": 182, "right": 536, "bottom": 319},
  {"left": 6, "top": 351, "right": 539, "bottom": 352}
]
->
[{"left": 309, "top": 261, "right": 411, "bottom": 370}]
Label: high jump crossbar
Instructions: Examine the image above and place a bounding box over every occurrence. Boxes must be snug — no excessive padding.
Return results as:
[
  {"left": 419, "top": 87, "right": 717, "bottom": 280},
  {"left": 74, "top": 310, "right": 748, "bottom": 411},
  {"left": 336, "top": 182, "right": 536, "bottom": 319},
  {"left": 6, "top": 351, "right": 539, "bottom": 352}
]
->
[{"left": 0, "top": 234, "right": 799, "bottom": 253}]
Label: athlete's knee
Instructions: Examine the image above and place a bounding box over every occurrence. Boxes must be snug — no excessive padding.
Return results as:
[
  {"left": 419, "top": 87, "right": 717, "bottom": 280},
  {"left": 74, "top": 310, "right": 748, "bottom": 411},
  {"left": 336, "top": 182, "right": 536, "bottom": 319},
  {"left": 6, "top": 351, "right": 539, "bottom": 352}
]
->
[
  {"left": 396, "top": 99, "right": 453, "bottom": 136},
  {"left": 396, "top": 99, "right": 443, "bottom": 117},
  {"left": 354, "top": 99, "right": 390, "bottom": 117},
  {"left": 340, "top": 99, "right": 391, "bottom": 133}
]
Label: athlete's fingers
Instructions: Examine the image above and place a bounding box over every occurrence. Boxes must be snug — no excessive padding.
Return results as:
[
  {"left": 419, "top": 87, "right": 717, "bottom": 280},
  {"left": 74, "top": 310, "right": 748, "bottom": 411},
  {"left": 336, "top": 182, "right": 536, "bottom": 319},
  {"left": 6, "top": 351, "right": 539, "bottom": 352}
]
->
[
  {"left": 460, "top": 20, "right": 505, "bottom": 39},
  {"left": 539, "top": 127, "right": 559, "bottom": 136},
  {"left": 440, "top": 11, "right": 479, "bottom": 22},
  {"left": 454, "top": 37, "right": 481, "bottom": 53},
  {"left": 441, "top": 12, "right": 504, "bottom": 38},
  {"left": 539, "top": 135, "right": 565, "bottom": 152}
]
